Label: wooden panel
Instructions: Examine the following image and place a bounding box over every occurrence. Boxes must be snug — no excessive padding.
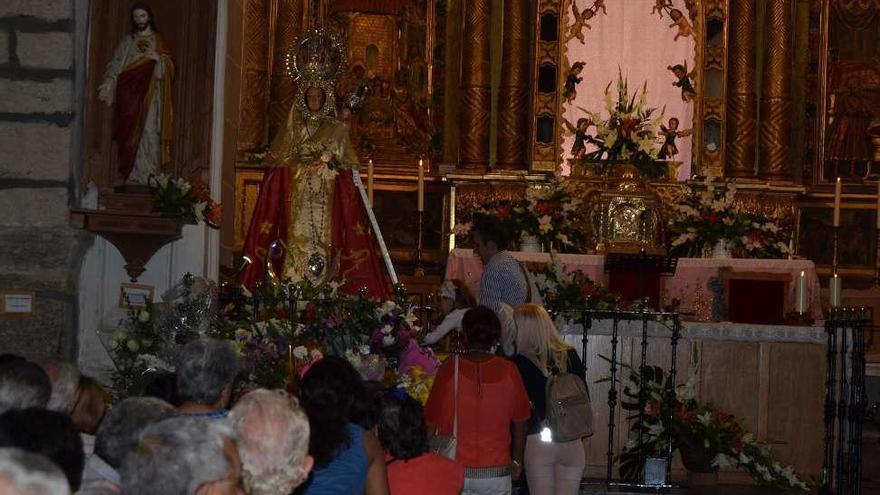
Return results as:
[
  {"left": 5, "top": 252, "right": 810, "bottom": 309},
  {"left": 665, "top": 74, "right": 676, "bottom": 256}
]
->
[
  {"left": 700, "top": 342, "right": 761, "bottom": 433},
  {"left": 765, "top": 342, "right": 826, "bottom": 477}
]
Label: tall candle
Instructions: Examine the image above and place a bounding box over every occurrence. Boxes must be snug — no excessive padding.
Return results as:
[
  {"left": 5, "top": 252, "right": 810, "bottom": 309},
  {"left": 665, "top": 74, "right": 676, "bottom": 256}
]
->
[
  {"left": 417, "top": 159, "right": 425, "bottom": 212},
  {"left": 367, "top": 159, "right": 374, "bottom": 207},
  {"left": 833, "top": 177, "right": 841, "bottom": 227},
  {"left": 876, "top": 180, "right": 880, "bottom": 229},
  {"left": 796, "top": 270, "right": 807, "bottom": 315},
  {"left": 830, "top": 274, "right": 842, "bottom": 307}
]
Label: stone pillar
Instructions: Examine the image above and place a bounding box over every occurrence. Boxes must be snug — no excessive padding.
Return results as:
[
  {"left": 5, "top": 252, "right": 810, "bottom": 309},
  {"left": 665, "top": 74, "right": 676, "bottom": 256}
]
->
[
  {"left": 495, "top": 0, "right": 530, "bottom": 169},
  {"left": 268, "top": 0, "right": 302, "bottom": 142},
  {"left": 458, "top": 0, "right": 492, "bottom": 171},
  {"left": 725, "top": 0, "right": 758, "bottom": 178},
  {"left": 0, "top": 0, "right": 88, "bottom": 360},
  {"left": 758, "top": 0, "right": 794, "bottom": 181}
]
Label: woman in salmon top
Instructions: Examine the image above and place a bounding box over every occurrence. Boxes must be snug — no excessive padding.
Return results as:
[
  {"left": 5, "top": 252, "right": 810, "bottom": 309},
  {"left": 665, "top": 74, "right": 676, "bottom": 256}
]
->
[{"left": 425, "top": 306, "right": 531, "bottom": 495}]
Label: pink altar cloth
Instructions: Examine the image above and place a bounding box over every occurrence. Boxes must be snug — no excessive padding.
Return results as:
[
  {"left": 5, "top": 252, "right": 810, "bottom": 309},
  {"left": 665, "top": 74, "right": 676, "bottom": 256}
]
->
[{"left": 444, "top": 249, "right": 823, "bottom": 322}]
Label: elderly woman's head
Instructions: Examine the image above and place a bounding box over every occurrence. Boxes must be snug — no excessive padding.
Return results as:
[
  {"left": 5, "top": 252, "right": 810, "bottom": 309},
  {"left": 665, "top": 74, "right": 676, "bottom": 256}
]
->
[
  {"left": 94, "top": 397, "right": 177, "bottom": 469},
  {"left": 121, "top": 416, "right": 243, "bottom": 495},
  {"left": 229, "top": 389, "right": 312, "bottom": 495},
  {"left": 176, "top": 338, "right": 238, "bottom": 409},
  {"left": 461, "top": 306, "right": 502, "bottom": 352},
  {"left": 0, "top": 360, "right": 51, "bottom": 414},
  {"left": 0, "top": 448, "right": 71, "bottom": 495}
]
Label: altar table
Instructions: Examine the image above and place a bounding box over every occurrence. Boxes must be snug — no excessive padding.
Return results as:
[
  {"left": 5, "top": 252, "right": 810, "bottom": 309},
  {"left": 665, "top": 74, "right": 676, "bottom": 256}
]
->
[{"left": 444, "top": 249, "right": 823, "bottom": 322}]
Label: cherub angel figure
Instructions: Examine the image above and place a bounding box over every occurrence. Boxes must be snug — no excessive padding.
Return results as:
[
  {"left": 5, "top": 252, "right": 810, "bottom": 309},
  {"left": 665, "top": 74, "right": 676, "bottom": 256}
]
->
[
  {"left": 563, "top": 62, "right": 585, "bottom": 102},
  {"left": 563, "top": 116, "right": 596, "bottom": 159},
  {"left": 567, "top": 0, "right": 605, "bottom": 44},
  {"left": 668, "top": 9, "right": 693, "bottom": 40},
  {"left": 668, "top": 62, "right": 697, "bottom": 101},
  {"left": 657, "top": 117, "right": 692, "bottom": 159}
]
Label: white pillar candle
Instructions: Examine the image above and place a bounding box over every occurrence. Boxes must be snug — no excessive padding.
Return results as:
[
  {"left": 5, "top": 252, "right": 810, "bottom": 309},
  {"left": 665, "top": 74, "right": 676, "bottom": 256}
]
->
[
  {"left": 833, "top": 177, "right": 841, "bottom": 227},
  {"left": 417, "top": 159, "right": 425, "bottom": 212},
  {"left": 796, "top": 270, "right": 807, "bottom": 315},
  {"left": 367, "top": 159, "right": 374, "bottom": 207},
  {"left": 829, "top": 274, "right": 842, "bottom": 307}
]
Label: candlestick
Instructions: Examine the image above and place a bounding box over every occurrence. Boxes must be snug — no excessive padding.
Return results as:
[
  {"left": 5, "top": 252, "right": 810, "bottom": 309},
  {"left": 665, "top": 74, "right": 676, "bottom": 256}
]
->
[
  {"left": 288, "top": 344, "right": 293, "bottom": 374},
  {"left": 796, "top": 270, "right": 807, "bottom": 315},
  {"left": 417, "top": 159, "right": 425, "bottom": 212},
  {"left": 414, "top": 210, "right": 425, "bottom": 277},
  {"left": 875, "top": 227, "right": 880, "bottom": 287},
  {"left": 833, "top": 177, "right": 841, "bottom": 227},
  {"left": 876, "top": 181, "right": 880, "bottom": 229},
  {"left": 367, "top": 159, "right": 374, "bottom": 207},
  {"left": 829, "top": 274, "right": 842, "bottom": 307}
]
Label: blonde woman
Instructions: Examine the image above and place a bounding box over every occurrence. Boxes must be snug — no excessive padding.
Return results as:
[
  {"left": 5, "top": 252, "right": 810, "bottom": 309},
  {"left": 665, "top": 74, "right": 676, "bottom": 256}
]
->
[{"left": 511, "top": 304, "right": 586, "bottom": 495}]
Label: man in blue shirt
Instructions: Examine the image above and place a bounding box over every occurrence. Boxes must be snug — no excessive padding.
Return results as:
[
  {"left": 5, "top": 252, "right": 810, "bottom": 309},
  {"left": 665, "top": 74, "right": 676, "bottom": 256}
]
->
[{"left": 472, "top": 215, "right": 532, "bottom": 312}]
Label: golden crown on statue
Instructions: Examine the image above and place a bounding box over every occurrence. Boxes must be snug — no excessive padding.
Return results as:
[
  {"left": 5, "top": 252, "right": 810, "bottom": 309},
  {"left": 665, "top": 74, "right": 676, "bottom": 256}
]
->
[{"left": 284, "top": 28, "right": 346, "bottom": 84}]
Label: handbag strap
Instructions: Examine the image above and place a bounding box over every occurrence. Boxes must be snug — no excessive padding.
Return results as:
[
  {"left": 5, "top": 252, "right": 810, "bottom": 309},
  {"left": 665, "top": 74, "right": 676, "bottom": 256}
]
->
[{"left": 452, "top": 354, "right": 459, "bottom": 438}]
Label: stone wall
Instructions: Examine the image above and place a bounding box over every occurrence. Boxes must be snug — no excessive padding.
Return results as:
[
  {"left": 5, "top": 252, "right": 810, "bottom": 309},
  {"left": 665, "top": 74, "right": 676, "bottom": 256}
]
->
[{"left": 0, "top": 0, "right": 90, "bottom": 361}]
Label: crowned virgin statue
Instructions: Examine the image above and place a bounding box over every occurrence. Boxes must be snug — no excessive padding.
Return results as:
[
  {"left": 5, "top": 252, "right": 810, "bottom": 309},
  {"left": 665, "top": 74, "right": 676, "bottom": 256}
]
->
[{"left": 240, "top": 31, "right": 390, "bottom": 298}]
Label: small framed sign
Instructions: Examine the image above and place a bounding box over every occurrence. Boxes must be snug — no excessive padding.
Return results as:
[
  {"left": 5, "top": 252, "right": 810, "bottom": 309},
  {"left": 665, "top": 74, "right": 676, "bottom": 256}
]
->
[
  {"left": 119, "top": 283, "right": 155, "bottom": 309},
  {"left": 1, "top": 291, "right": 35, "bottom": 316}
]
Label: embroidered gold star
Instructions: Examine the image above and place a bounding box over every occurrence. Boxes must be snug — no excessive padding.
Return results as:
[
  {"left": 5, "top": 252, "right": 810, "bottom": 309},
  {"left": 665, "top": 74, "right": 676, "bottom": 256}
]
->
[
  {"left": 259, "top": 221, "right": 273, "bottom": 234},
  {"left": 353, "top": 222, "right": 367, "bottom": 237}
]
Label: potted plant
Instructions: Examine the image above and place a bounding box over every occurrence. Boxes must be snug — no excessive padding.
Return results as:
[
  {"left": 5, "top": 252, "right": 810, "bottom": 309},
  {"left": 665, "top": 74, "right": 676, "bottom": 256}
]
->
[{"left": 609, "top": 357, "right": 809, "bottom": 490}]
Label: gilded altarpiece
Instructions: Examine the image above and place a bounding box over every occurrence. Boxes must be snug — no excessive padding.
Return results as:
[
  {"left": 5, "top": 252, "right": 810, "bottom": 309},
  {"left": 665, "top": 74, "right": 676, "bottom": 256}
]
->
[
  {"left": 816, "top": 0, "right": 880, "bottom": 183},
  {"left": 330, "top": 0, "right": 435, "bottom": 169}
]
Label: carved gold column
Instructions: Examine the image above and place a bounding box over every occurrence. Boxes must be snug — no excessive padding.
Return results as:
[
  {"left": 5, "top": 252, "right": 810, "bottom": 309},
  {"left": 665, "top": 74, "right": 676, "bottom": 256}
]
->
[
  {"left": 459, "top": 0, "right": 492, "bottom": 171},
  {"left": 269, "top": 0, "right": 302, "bottom": 142},
  {"left": 725, "top": 0, "right": 757, "bottom": 178},
  {"left": 758, "top": 0, "right": 794, "bottom": 181},
  {"left": 237, "top": 0, "right": 271, "bottom": 156},
  {"left": 495, "top": 0, "right": 529, "bottom": 169}
]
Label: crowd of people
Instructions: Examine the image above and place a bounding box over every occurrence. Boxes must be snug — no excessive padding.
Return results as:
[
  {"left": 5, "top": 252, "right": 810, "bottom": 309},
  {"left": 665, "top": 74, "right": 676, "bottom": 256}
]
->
[{"left": 0, "top": 214, "right": 592, "bottom": 495}]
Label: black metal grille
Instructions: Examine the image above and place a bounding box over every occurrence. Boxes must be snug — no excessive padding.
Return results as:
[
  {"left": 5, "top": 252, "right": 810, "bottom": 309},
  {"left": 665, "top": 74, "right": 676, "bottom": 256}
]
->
[{"left": 821, "top": 307, "right": 870, "bottom": 495}]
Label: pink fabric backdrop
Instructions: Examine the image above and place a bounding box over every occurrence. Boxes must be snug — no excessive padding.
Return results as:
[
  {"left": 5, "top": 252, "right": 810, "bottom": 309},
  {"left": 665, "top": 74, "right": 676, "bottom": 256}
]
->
[{"left": 561, "top": 0, "right": 696, "bottom": 179}]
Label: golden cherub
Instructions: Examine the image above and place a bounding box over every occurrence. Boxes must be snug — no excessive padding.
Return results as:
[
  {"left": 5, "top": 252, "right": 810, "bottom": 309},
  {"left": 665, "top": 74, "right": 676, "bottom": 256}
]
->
[{"left": 567, "top": 0, "right": 606, "bottom": 45}]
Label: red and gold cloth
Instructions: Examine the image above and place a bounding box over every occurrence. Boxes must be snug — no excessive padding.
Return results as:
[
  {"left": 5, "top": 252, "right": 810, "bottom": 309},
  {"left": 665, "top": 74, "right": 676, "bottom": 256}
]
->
[{"left": 113, "top": 35, "right": 174, "bottom": 179}]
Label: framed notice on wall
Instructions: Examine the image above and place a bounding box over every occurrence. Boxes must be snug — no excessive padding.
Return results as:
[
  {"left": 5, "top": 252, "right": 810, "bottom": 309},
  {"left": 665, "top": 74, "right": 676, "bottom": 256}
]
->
[
  {"left": 0, "top": 291, "right": 35, "bottom": 316},
  {"left": 119, "top": 283, "right": 155, "bottom": 309}
]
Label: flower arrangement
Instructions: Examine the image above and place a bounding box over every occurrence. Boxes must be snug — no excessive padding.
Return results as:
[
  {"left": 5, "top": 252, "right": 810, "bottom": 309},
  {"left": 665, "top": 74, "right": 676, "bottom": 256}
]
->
[
  {"left": 578, "top": 70, "right": 666, "bottom": 177},
  {"left": 611, "top": 356, "right": 808, "bottom": 490},
  {"left": 395, "top": 365, "right": 437, "bottom": 405},
  {"left": 533, "top": 256, "right": 620, "bottom": 317},
  {"left": 369, "top": 300, "right": 420, "bottom": 364},
  {"left": 668, "top": 179, "right": 792, "bottom": 259},
  {"left": 111, "top": 274, "right": 438, "bottom": 406},
  {"left": 109, "top": 305, "right": 171, "bottom": 399},
  {"left": 456, "top": 181, "right": 589, "bottom": 253},
  {"left": 147, "top": 173, "right": 222, "bottom": 228},
  {"left": 740, "top": 216, "right": 792, "bottom": 259}
]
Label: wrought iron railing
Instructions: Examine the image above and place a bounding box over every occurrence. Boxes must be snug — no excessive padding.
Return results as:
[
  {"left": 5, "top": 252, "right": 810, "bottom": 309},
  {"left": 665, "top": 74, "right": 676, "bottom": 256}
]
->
[
  {"left": 821, "top": 307, "right": 870, "bottom": 495},
  {"left": 561, "top": 307, "right": 682, "bottom": 488}
]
